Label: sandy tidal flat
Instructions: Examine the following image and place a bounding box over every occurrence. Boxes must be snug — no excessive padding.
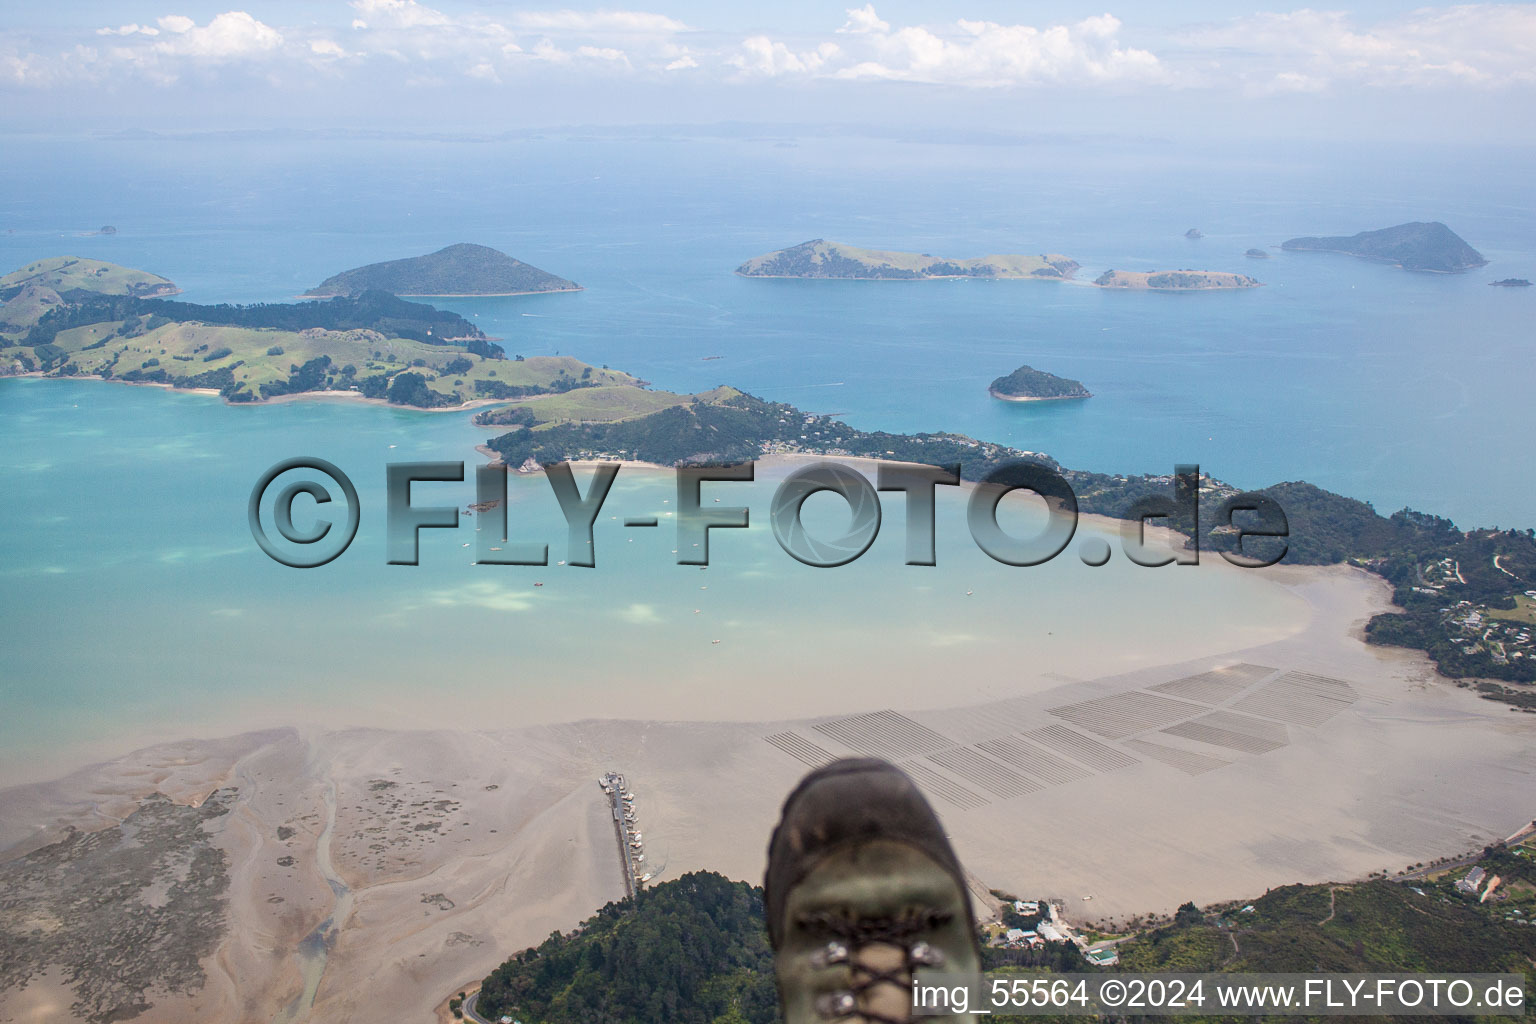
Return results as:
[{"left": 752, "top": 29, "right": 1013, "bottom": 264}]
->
[{"left": 1, "top": 565, "right": 1534, "bottom": 1024}]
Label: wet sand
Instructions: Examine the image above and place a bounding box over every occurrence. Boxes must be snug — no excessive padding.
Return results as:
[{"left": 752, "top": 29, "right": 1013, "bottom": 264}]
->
[{"left": 3, "top": 564, "right": 1534, "bottom": 1023}]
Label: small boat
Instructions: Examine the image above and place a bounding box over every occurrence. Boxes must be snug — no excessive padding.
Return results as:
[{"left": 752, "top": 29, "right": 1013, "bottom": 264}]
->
[
  {"left": 711, "top": 639, "right": 721, "bottom": 645},
  {"left": 966, "top": 589, "right": 973, "bottom": 596},
  {"left": 534, "top": 582, "right": 544, "bottom": 587}
]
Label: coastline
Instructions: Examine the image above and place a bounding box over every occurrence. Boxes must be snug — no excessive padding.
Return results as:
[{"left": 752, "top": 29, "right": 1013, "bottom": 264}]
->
[
  {"left": 734, "top": 271, "right": 1075, "bottom": 282},
  {"left": 2, "top": 372, "right": 526, "bottom": 414},
  {"left": 1277, "top": 245, "right": 1488, "bottom": 272},
  {"left": 296, "top": 286, "right": 584, "bottom": 299},
  {"left": 988, "top": 387, "right": 1092, "bottom": 403},
  {"left": 4, "top": 561, "right": 1534, "bottom": 1023}
]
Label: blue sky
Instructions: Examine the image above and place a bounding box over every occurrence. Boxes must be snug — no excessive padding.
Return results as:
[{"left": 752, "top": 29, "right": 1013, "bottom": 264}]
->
[{"left": 3, "top": 2, "right": 1534, "bottom": 140}]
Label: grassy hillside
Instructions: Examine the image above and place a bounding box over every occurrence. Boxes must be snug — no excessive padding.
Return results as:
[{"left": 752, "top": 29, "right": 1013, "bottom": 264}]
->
[
  {"left": 474, "top": 384, "right": 742, "bottom": 429},
  {"left": 0, "top": 260, "right": 635, "bottom": 406},
  {"left": 0, "top": 257, "right": 178, "bottom": 304},
  {"left": 303, "top": 242, "right": 580, "bottom": 297},
  {"left": 736, "top": 240, "right": 1078, "bottom": 280},
  {"left": 15, "top": 313, "right": 633, "bottom": 406}
]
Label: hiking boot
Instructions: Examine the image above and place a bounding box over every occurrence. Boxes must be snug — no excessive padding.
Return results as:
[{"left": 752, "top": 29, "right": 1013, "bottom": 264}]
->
[{"left": 766, "top": 758, "right": 981, "bottom": 1024}]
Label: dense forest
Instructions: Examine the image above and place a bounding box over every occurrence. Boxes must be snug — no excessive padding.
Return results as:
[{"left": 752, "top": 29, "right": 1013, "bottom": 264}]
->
[
  {"left": 17, "top": 289, "right": 500, "bottom": 355},
  {"left": 476, "top": 872, "right": 778, "bottom": 1024}
]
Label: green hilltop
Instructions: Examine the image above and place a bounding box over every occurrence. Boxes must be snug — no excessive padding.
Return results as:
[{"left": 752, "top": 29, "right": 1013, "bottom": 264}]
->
[
  {"left": 989, "top": 365, "right": 1092, "bottom": 401},
  {"left": 0, "top": 256, "right": 179, "bottom": 304},
  {"left": 1281, "top": 221, "right": 1488, "bottom": 273},
  {"left": 0, "top": 258, "right": 630, "bottom": 408},
  {"left": 303, "top": 242, "right": 580, "bottom": 297},
  {"left": 736, "top": 240, "right": 1079, "bottom": 280}
]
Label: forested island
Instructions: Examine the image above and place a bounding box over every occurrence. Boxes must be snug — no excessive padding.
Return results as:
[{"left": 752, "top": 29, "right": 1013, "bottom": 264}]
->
[
  {"left": 1245, "top": 248, "right": 1270, "bottom": 259},
  {"left": 0, "top": 258, "right": 629, "bottom": 406},
  {"left": 1093, "top": 270, "right": 1261, "bottom": 290},
  {"left": 989, "top": 364, "right": 1091, "bottom": 401},
  {"left": 302, "top": 242, "right": 580, "bottom": 297},
  {"left": 1490, "top": 278, "right": 1531, "bottom": 287},
  {"left": 736, "top": 240, "right": 1079, "bottom": 280},
  {"left": 1281, "top": 221, "right": 1487, "bottom": 273}
]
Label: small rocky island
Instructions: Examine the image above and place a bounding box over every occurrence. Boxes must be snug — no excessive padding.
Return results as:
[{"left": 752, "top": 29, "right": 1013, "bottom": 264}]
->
[
  {"left": 989, "top": 364, "right": 1091, "bottom": 402},
  {"left": 1280, "top": 221, "right": 1486, "bottom": 273},
  {"left": 736, "top": 239, "right": 1079, "bottom": 280},
  {"left": 1245, "top": 248, "right": 1271, "bottom": 259},
  {"left": 1093, "top": 269, "right": 1261, "bottom": 290},
  {"left": 1490, "top": 278, "right": 1531, "bottom": 287},
  {"left": 1185, "top": 228, "right": 1204, "bottom": 239},
  {"left": 303, "top": 242, "right": 580, "bottom": 297}
]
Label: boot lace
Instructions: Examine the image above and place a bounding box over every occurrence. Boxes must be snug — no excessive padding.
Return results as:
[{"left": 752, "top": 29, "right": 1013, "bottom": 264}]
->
[{"left": 797, "top": 908, "right": 951, "bottom": 1024}]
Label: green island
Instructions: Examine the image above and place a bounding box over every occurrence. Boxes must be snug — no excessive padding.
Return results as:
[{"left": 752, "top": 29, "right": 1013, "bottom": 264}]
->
[
  {"left": 1245, "top": 247, "right": 1271, "bottom": 259},
  {"left": 735, "top": 240, "right": 1079, "bottom": 281},
  {"left": 301, "top": 242, "right": 580, "bottom": 297},
  {"left": 1490, "top": 278, "right": 1532, "bottom": 287},
  {"left": 1093, "top": 269, "right": 1261, "bottom": 290},
  {"left": 0, "top": 258, "right": 629, "bottom": 407},
  {"left": 988, "top": 364, "right": 1091, "bottom": 402},
  {"left": 1280, "top": 221, "right": 1488, "bottom": 273},
  {"left": 467, "top": 835, "right": 1536, "bottom": 1024},
  {"left": 0, "top": 254, "right": 178, "bottom": 307}
]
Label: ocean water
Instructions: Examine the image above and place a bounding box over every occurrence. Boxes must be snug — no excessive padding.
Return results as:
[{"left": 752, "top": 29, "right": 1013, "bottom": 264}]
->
[{"left": 0, "top": 130, "right": 1531, "bottom": 780}]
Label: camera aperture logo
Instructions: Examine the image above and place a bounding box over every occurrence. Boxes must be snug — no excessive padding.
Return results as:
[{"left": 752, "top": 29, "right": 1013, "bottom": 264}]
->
[{"left": 247, "top": 458, "right": 1289, "bottom": 570}]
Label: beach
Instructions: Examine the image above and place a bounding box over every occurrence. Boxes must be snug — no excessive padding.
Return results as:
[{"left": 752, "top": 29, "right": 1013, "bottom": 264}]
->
[{"left": 4, "top": 560, "right": 1533, "bottom": 1023}]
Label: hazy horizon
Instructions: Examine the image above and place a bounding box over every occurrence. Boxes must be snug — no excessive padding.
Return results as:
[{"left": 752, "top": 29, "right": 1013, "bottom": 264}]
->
[{"left": 3, "top": 2, "right": 1535, "bottom": 143}]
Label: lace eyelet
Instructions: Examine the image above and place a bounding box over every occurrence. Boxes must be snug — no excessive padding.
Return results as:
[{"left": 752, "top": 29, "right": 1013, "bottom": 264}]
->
[
  {"left": 908, "top": 941, "right": 944, "bottom": 966},
  {"left": 810, "top": 940, "right": 850, "bottom": 967},
  {"left": 815, "top": 991, "right": 858, "bottom": 1018}
]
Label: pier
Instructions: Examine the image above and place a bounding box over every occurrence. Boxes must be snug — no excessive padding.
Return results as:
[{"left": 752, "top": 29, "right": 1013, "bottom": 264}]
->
[{"left": 599, "top": 771, "right": 646, "bottom": 898}]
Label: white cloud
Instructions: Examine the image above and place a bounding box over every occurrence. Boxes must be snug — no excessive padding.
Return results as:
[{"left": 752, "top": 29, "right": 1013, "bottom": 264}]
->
[
  {"left": 731, "top": 36, "right": 839, "bottom": 76},
  {"left": 838, "top": 5, "right": 889, "bottom": 35},
  {"left": 1181, "top": 5, "right": 1536, "bottom": 93},
  {"left": 510, "top": 10, "right": 688, "bottom": 34},
  {"left": 309, "top": 38, "right": 348, "bottom": 59},
  {"left": 738, "top": 8, "right": 1163, "bottom": 86},
  {"left": 9, "top": 3, "right": 1536, "bottom": 98},
  {"left": 152, "top": 12, "right": 282, "bottom": 59},
  {"left": 348, "top": 0, "right": 450, "bottom": 30},
  {"left": 97, "top": 24, "right": 160, "bottom": 37}
]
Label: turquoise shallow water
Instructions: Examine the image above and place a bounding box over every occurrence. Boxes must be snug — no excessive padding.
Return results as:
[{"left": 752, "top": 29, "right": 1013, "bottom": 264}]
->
[
  {"left": 0, "top": 376, "right": 1307, "bottom": 781},
  {"left": 0, "top": 131, "right": 1531, "bottom": 780}
]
